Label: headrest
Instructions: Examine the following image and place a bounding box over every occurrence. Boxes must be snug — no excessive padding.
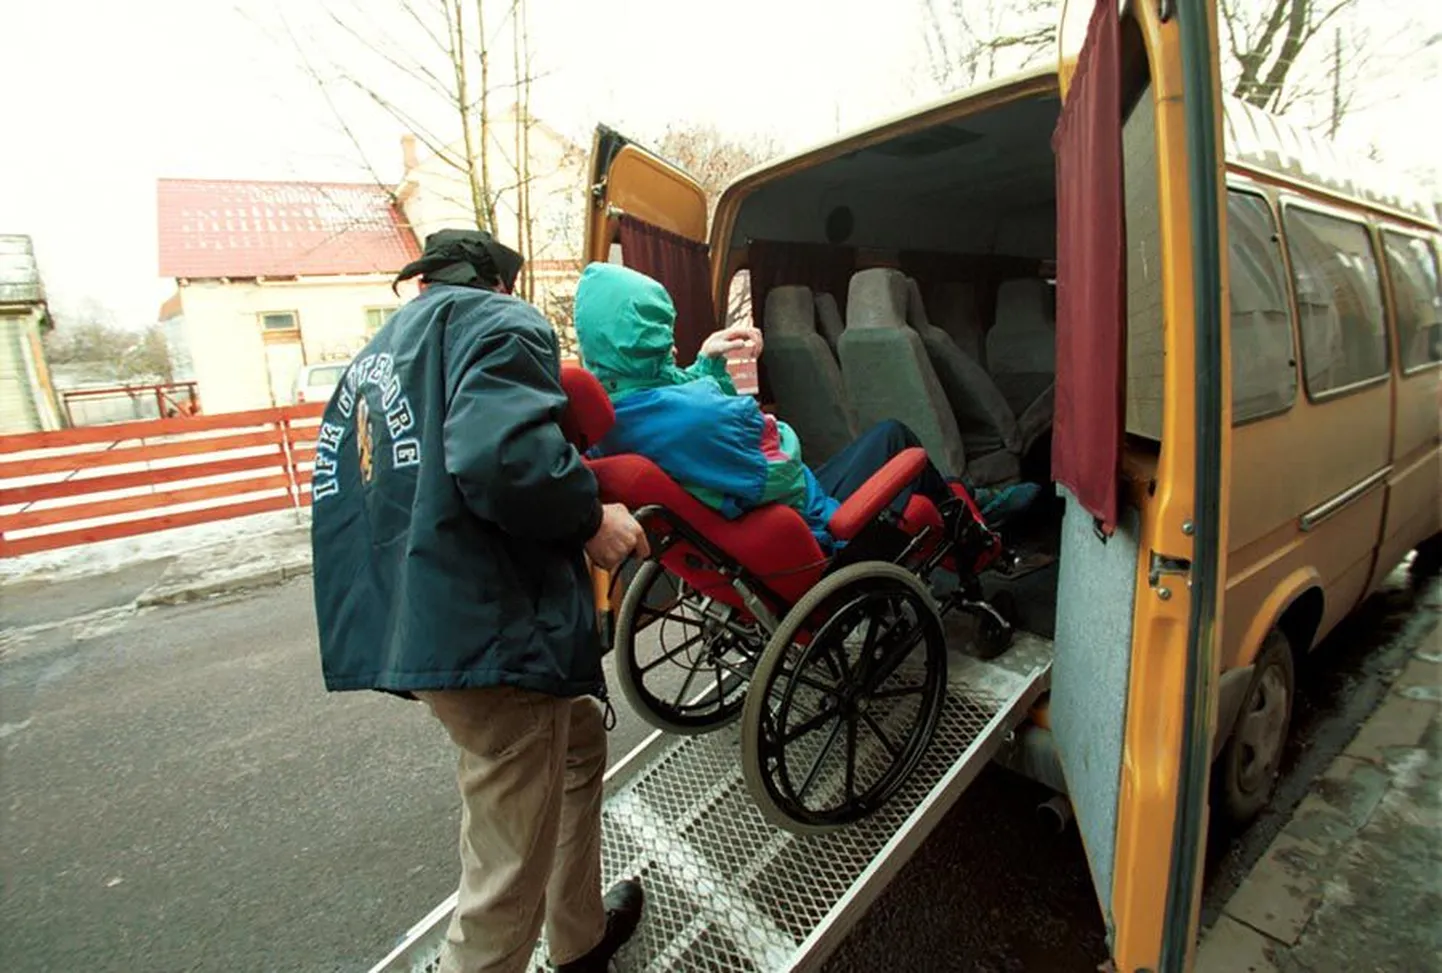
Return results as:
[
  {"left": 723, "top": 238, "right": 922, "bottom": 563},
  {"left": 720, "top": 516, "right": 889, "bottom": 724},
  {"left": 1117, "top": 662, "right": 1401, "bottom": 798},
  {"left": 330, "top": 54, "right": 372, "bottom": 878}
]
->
[
  {"left": 763, "top": 285, "right": 817, "bottom": 336},
  {"left": 559, "top": 365, "right": 615, "bottom": 452},
  {"left": 995, "top": 278, "right": 1054, "bottom": 327},
  {"left": 846, "top": 268, "right": 911, "bottom": 330},
  {"left": 814, "top": 293, "right": 845, "bottom": 350},
  {"left": 904, "top": 278, "right": 933, "bottom": 333}
]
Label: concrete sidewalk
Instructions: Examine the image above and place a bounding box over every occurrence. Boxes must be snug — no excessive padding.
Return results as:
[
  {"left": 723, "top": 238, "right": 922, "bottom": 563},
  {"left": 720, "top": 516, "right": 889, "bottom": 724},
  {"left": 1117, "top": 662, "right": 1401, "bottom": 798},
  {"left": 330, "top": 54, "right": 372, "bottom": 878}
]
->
[
  {"left": 1196, "top": 583, "right": 1441, "bottom": 972},
  {"left": 2, "top": 516, "right": 314, "bottom": 635},
  {"left": 133, "top": 523, "right": 312, "bottom": 606}
]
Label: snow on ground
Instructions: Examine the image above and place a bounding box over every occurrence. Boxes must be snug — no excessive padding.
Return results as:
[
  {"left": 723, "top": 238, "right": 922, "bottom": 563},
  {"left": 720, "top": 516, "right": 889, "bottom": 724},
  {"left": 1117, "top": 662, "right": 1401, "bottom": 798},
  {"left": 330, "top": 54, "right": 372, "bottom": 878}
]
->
[{"left": 0, "top": 509, "right": 308, "bottom": 584}]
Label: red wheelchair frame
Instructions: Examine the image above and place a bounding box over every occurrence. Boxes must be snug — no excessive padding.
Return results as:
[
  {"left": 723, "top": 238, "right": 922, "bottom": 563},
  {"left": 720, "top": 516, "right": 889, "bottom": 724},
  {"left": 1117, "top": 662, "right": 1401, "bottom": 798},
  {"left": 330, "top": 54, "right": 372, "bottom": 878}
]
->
[{"left": 561, "top": 365, "right": 1010, "bottom": 833}]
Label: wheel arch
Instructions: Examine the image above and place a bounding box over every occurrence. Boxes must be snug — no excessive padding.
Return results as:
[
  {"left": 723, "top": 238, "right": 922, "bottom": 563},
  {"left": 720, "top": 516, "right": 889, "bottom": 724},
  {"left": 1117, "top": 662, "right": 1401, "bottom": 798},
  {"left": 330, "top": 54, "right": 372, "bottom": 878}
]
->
[
  {"left": 1213, "top": 571, "right": 1322, "bottom": 762},
  {"left": 1235, "top": 568, "right": 1325, "bottom": 670}
]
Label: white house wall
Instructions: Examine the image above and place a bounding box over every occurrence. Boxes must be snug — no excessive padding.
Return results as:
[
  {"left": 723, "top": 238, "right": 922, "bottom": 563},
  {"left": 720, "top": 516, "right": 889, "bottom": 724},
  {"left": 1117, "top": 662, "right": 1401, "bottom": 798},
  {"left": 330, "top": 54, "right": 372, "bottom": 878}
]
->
[{"left": 179, "top": 276, "right": 419, "bottom": 413}]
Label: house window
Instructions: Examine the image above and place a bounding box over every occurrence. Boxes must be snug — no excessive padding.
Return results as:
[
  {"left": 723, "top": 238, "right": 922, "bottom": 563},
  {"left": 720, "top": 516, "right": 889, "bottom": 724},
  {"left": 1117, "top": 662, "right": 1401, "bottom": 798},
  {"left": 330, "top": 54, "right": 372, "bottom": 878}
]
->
[
  {"left": 365, "top": 306, "right": 399, "bottom": 335},
  {"left": 260, "top": 311, "right": 299, "bottom": 332}
]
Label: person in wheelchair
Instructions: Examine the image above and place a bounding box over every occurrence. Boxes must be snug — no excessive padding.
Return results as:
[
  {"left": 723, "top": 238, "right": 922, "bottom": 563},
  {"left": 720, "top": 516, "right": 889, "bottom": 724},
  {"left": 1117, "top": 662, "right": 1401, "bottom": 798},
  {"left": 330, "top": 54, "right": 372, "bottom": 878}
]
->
[
  {"left": 566, "top": 264, "right": 1038, "bottom": 833},
  {"left": 571, "top": 262, "right": 1037, "bottom": 556}
]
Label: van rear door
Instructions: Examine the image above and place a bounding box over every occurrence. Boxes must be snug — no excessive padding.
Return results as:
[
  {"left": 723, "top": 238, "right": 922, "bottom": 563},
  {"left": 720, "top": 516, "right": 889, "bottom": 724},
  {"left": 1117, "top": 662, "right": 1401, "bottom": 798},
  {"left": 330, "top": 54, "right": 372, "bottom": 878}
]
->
[
  {"left": 582, "top": 126, "right": 715, "bottom": 636},
  {"left": 585, "top": 126, "right": 709, "bottom": 260},
  {"left": 1051, "top": 1, "right": 1228, "bottom": 971}
]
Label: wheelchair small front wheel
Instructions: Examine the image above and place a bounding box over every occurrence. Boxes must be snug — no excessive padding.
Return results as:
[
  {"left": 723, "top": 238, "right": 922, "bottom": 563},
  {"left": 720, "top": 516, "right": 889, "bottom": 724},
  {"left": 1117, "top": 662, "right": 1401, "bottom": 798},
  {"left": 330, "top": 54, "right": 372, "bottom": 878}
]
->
[
  {"left": 740, "top": 562, "right": 947, "bottom": 834},
  {"left": 614, "top": 559, "right": 763, "bottom": 735}
]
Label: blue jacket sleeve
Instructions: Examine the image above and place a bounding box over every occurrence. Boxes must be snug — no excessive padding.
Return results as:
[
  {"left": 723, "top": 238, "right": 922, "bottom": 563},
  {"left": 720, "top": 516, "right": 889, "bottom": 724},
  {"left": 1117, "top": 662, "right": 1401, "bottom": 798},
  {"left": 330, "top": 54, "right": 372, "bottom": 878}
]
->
[
  {"left": 444, "top": 318, "right": 603, "bottom": 546},
  {"left": 682, "top": 354, "right": 738, "bottom": 395}
]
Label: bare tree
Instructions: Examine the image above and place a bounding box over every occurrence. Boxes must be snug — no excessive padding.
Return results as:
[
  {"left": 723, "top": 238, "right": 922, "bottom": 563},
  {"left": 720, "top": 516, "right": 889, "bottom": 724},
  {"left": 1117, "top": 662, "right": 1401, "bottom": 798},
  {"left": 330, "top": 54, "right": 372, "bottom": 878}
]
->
[
  {"left": 1220, "top": 0, "right": 1356, "bottom": 111},
  {"left": 262, "top": 1, "right": 544, "bottom": 237},
  {"left": 45, "top": 309, "right": 173, "bottom": 384},
  {"left": 511, "top": 0, "right": 536, "bottom": 299},
  {"left": 654, "top": 126, "right": 780, "bottom": 326},
  {"left": 655, "top": 125, "right": 781, "bottom": 221},
  {"left": 919, "top": 0, "right": 1410, "bottom": 138},
  {"left": 922, "top": 0, "right": 1057, "bottom": 92}
]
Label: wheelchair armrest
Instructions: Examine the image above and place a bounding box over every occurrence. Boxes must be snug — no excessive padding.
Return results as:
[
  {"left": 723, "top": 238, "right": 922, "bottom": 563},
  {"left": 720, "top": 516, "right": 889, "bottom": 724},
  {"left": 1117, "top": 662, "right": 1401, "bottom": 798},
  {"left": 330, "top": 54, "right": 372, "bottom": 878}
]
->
[{"left": 827, "top": 447, "right": 929, "bottom": 542}]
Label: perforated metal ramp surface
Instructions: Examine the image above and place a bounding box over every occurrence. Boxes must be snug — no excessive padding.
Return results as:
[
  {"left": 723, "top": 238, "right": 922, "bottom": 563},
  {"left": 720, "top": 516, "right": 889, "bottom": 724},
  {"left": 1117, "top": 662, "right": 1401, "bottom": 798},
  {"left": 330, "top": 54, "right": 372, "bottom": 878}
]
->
[{"left": 370, "top": 636, "right": 1052, "bottom": 973}]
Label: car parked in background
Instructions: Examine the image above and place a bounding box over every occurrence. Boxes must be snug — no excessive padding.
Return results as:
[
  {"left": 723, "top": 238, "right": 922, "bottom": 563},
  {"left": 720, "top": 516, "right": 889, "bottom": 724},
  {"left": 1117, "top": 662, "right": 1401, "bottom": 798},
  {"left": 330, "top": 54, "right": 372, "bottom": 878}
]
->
[{"left": 292, "top": 361, "right": 350, "bottom": 405}]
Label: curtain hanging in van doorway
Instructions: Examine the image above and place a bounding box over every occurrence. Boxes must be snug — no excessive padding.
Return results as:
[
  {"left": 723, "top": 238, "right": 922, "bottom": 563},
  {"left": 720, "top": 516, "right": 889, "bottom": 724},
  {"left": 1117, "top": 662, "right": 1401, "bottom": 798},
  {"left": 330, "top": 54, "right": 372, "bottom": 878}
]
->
[
  {"left": 1051, "top": 0, "right": 1125, "bottom": 534},
  {"left": 617, "top": 214, "right": 715, "bottom": 365},
  {"left": 746, "top": 240, "right": 858, "bottom": 402}
]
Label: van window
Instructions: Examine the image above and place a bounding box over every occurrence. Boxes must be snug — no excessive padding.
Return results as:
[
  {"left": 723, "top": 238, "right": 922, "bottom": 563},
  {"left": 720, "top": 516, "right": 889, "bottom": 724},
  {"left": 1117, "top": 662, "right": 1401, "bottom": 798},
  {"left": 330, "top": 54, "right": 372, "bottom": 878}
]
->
[
  {"left": 1282, "top": 208, "right": 1387, "bottom": 397},
  {"left": 1226, "top": 191, "right": 1296, "bottom": 422},
  {"left": 1381, "top": 231, "right": 1442, "bottom": 372},
  {"left": 1122, "top": 85, "right": 1164, "bottom": 441}
]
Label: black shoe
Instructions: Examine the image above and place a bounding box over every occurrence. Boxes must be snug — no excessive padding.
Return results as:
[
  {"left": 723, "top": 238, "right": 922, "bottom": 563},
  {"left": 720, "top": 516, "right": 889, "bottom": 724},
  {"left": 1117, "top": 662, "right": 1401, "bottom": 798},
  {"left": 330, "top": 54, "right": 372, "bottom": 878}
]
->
[{"left": 555, "top": 879, "right": 645, "bottom": 972}]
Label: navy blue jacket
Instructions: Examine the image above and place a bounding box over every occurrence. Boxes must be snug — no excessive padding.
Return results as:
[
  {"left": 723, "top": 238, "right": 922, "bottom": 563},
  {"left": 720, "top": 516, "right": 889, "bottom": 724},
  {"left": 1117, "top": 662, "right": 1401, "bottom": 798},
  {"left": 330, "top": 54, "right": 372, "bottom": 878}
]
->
[{"left": 310, "top": 284, "right": 605, "bottom": 698}]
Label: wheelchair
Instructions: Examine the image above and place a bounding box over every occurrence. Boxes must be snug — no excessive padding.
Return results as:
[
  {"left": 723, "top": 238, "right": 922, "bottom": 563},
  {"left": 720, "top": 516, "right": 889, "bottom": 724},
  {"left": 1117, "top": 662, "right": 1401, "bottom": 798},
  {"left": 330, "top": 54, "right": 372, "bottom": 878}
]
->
[{"left": 561, "top": 366, "right": 1013, "bottom": 835}]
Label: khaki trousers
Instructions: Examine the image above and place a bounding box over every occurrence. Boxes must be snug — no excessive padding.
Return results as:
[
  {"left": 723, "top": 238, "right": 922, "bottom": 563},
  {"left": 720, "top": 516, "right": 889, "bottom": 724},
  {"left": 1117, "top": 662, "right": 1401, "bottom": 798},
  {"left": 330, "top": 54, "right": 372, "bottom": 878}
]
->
[{"left": 418, "top": 686, "right": 608, "bottom": 973}]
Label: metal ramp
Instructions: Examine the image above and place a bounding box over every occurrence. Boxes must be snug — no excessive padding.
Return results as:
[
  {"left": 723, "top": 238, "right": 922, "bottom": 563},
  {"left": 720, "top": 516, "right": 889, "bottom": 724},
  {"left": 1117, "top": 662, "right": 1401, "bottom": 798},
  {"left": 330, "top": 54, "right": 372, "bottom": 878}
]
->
[{"left": 369, "top": 635, "right": 1053, "bottom": 973}]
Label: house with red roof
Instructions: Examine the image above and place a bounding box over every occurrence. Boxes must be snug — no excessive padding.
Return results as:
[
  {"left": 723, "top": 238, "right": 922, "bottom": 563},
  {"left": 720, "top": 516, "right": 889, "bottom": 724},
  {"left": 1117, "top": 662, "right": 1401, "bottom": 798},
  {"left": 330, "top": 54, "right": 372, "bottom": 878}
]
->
[{"left": 156, "top": 178, "right": 421, "bottom": 412}]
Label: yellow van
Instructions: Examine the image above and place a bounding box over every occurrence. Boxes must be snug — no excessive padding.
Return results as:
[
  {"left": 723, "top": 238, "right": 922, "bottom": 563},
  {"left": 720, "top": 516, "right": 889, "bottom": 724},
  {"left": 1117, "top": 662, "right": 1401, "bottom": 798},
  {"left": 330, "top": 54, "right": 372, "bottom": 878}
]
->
[
  {"left": 374, "top": 4, "right": 1438, "bottom": 972},
  {"left": 580, "top": 2, "right": 1439, "bottom": 970}
]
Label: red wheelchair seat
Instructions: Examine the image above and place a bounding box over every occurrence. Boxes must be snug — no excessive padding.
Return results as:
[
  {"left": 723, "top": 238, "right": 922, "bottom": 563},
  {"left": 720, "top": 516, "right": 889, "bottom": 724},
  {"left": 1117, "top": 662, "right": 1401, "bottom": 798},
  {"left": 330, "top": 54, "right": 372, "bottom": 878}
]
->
[
  {"left": 560, "top": 365, "right": 827, "bottom": 607},
  {"left": 559, "top": 364, "right": 957, "bottom": 611}
]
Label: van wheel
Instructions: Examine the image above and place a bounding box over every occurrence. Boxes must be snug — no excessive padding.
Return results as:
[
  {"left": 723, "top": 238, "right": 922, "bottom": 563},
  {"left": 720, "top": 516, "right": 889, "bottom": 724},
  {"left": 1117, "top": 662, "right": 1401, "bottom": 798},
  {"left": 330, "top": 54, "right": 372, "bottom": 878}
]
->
[{"left": 1216, "top": 630, "right": 1294, "bottom": 825}]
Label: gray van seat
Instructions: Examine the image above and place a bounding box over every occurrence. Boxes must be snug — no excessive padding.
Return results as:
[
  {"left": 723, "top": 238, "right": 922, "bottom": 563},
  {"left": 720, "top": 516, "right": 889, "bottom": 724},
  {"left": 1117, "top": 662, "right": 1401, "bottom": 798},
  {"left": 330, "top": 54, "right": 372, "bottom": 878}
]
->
[
  {"left": 903, "top": 280, "right": 1020, "bottom": 486},
  {"left": 839, "top": 268, "right": 968, "bottom": 478},
  {"left": 989, "top": 279, "right": 1057, "bottom": 446},
  {"left": 923, "top": 281, "right": 987, "bottom": 367},
  {"left": 814, "top": 292, "right": 846, "bottom": 358},
  {"left": 762, "top": 285, "right": 859, "bottom": 464}
]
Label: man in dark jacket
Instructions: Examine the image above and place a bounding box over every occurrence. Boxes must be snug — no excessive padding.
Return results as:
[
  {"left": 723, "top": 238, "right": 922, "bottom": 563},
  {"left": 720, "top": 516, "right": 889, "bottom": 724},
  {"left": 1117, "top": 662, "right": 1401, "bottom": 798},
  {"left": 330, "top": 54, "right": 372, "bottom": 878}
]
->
[{"left": 311, "top": 229, "right": 648, "bottom": 973}]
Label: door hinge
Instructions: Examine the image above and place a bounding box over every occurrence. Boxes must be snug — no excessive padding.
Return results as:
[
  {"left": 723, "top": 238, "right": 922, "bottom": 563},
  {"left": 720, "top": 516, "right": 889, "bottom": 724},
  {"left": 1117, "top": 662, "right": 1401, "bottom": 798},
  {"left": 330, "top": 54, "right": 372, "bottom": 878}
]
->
[{"left": 590, "top": 178, "right": 607, "bottom": 201}]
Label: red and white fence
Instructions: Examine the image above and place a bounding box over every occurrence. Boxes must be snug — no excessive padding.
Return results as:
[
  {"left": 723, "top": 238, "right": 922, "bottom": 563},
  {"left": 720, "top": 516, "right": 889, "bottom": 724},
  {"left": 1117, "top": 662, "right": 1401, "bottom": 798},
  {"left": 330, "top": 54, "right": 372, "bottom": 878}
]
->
[{"left": 0, "top": 404, "right": 325, "bottom": 558}]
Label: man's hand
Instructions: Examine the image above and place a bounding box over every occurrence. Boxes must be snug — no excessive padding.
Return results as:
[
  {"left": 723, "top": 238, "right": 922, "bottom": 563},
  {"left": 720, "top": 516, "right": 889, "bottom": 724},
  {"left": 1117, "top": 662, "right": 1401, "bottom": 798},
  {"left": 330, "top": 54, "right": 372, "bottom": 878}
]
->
[
  {"left": 699, "top": 324, "right": 763, "bottom": 361},
  {"left": 585, "top": 503, "right": 650, "bottom": 571}
]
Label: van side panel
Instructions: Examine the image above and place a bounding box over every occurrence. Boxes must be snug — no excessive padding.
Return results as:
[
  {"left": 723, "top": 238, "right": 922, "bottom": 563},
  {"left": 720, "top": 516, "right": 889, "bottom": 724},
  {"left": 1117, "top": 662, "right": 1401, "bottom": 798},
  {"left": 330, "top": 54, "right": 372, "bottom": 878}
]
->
[
  {"left": 1368, "top": 233, "right": 1442, "bottom": 593},
  {"left": 1224, "top": 379, "right": 1390, "bottom": 664}
]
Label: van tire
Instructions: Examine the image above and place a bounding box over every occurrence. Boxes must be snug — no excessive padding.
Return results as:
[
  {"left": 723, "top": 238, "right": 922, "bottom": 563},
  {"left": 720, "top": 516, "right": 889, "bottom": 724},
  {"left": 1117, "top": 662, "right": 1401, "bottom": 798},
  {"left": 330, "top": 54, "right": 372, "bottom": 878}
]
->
[{"left": 1215, "top": 629, "right": 1294, "bottom": 826}]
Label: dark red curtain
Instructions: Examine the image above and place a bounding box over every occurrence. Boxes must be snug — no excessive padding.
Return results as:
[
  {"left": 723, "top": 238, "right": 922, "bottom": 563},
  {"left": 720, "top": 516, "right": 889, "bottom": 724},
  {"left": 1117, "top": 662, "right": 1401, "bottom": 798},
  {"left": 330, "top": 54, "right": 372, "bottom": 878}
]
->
[
  {"left": 1051, "top": 0, "right": 1125, "bottom": 534},
  {"left": 746, "top": 240, "right": 857, "bottom": 401},
  {"left": 746, "top": 239, "right": 857, "bottom": 326},
  {"left": 618, "top": 214, "right": 715, "bottom": 365}
]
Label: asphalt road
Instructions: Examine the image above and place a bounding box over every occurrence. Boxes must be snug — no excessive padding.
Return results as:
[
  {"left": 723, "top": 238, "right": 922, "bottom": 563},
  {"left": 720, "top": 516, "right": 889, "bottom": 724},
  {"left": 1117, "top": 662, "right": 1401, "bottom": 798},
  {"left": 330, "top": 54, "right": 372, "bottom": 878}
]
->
[{"left": 1, "top": 565, "right": 1433, "bottom": 972}]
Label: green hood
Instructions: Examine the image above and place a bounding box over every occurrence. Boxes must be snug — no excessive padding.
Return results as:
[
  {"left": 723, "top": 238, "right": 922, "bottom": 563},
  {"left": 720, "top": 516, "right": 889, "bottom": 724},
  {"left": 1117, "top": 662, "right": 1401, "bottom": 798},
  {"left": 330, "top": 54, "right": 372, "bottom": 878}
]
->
[{"left": 574, "top": 263, "right": 695, "bottom": 400}]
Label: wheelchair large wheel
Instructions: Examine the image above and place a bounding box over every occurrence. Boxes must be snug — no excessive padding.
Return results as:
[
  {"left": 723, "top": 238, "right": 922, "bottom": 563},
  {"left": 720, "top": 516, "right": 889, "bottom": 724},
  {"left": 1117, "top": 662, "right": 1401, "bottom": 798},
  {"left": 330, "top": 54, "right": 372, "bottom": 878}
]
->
[
  {"left": 740, "top": 562, "right": 947, "bottom": 834},
  {"left": 615, "top": 559, "right": 766, "bottom": 735}
]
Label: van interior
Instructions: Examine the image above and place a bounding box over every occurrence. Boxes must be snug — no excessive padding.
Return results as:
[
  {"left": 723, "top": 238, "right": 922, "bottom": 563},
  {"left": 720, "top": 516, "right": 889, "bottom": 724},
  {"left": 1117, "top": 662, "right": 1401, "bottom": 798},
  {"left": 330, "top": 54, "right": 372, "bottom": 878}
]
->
[
  {"left": 725, "top": 88, "right": 1070, "bottom": 638},
  {"left": 721, "top": 78, "right": 1166, "bottom": 899}
]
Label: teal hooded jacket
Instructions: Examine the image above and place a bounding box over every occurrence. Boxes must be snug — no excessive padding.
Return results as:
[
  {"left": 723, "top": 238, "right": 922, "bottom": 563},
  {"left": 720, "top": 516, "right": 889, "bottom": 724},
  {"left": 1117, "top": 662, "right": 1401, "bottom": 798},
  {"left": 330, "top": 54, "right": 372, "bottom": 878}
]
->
[{"left": 574, "top": 263, "right": 840, "bottom": 547}]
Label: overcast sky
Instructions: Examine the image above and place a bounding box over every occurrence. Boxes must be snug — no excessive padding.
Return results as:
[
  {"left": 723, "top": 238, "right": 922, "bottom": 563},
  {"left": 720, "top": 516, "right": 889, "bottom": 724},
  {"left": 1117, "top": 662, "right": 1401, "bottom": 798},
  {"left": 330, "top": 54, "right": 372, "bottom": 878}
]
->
[{"left": 1, "top": 0, "right": 1436, "bottom": 329}]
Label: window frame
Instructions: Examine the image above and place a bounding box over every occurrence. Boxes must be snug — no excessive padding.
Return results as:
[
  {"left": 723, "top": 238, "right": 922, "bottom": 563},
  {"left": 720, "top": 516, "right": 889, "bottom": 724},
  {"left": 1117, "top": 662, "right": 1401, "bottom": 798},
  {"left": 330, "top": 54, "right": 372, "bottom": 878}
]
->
[
  {"left": 364, "top": 305, "right": 399, "bottom": 334},
  {"left": 1277, "top": 196, "right": 1392, "bottom": 404},
  {"left": 259, "top": 310, "right": 300, "bottom": 333},
  {"left": 1223, "top": 181, "right": 1299, "bottom": 426},
  {"left": 1375, "top": 226, "right": 1442, "bottom": 378}
]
